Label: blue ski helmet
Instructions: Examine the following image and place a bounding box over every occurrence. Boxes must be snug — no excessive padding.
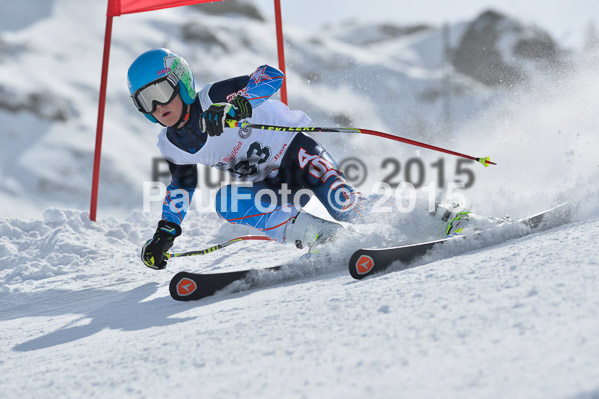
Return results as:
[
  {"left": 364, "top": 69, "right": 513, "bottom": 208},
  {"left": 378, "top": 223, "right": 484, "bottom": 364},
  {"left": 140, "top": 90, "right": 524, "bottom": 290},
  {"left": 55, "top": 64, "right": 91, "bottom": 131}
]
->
[{"left": 127, "top": 48, "right": 196, "bottom": 123}]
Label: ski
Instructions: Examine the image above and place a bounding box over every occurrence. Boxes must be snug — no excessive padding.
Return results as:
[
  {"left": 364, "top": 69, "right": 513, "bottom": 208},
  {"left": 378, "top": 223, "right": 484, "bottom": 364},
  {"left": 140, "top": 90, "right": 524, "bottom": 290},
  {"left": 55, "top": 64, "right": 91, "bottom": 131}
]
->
[
  {"left": 169, "top": 203, "right": 571, "bottom": 300},
  {"left": 169, "top": 266, "right": 282, "bottom": 301},
  {"left": 348, "top": 202, "right": 571, "bottom": 280}
]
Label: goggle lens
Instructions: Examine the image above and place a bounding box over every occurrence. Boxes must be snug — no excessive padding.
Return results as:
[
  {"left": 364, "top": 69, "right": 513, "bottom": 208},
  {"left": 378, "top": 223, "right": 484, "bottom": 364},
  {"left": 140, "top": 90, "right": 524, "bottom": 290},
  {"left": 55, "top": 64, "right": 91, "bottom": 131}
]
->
[{"left": 132, "top": 79, "right": 177, "bottom": 114}]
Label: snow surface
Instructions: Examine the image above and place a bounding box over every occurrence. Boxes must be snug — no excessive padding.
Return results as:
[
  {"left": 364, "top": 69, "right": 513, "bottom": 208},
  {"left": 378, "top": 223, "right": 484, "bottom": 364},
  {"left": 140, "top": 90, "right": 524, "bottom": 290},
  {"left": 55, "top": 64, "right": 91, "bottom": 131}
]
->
[
  {"left": 2, "top": 1, "right": 599, "bottom": 398},
  {"left": 1, "top": 207, "right": 599, "bottom": 398}
]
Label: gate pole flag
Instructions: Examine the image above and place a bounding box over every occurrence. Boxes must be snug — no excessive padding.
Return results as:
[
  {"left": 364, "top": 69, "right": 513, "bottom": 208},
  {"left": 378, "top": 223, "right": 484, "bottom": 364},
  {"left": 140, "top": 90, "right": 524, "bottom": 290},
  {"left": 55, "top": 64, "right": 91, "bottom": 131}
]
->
[{"left": 90, "top": 0, "right": 224, "bottom": 221}]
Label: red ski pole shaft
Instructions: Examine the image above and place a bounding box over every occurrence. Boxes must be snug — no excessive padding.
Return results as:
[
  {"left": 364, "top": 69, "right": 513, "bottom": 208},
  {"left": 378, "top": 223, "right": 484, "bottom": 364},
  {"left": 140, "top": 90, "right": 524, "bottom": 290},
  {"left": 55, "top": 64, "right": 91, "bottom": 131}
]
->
[
  {"left": 230, "top": 122, "right": 496, "bottom": 167},
  {"left": 353, "top": 127, "right": 496, "bottom": 167}
]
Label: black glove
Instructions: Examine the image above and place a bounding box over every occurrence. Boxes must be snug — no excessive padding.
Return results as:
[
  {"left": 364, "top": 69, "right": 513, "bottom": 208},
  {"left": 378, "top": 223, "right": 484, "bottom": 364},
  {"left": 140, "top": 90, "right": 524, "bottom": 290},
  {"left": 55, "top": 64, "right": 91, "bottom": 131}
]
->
[
  {"left": 141, "top": 220, "right": 182, "bottom": 270},
  {"left": 230, "top": 95, "right": 252, "bottom": 120},
  {"left": 200, "top": 96, "right": 253, "bottom": 137}
]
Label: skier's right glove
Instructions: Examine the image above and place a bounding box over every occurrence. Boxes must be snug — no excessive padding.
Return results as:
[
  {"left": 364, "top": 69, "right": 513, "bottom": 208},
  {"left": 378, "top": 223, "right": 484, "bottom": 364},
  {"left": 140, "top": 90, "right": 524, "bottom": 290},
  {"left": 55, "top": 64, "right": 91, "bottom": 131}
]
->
[
  {"left": 200, "top": 95, "right": 253, "bottom": 136},
  {"left": 141, "top": 220, "right": 182, "bottom": 270}
]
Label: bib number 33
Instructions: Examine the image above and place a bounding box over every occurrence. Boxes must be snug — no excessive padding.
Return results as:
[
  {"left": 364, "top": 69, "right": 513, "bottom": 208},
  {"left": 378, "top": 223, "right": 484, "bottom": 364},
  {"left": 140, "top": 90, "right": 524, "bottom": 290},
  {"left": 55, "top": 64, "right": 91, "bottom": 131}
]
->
[{"left": 227, "top": 141, "right": 271, "bottom": 177}]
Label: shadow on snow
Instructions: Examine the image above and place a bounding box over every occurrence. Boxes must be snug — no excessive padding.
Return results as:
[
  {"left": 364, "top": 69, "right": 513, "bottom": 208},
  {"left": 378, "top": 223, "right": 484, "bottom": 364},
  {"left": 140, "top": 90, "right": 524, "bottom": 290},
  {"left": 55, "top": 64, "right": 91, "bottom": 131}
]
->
[{"left": 9, "top": 283, "right": 194, "bottom": 352}]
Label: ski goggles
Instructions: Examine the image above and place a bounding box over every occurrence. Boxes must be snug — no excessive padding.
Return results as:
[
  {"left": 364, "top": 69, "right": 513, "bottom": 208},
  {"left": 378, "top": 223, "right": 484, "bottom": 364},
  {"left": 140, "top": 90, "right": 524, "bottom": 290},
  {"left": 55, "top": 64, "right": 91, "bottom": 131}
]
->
[{"left": 131, "top": 77, "right": 178, "bottom": 114}]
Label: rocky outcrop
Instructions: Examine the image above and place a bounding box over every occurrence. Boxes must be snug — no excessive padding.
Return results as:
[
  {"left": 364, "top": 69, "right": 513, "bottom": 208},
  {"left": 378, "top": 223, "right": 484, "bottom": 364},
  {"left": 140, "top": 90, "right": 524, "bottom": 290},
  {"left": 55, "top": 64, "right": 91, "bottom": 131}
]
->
[
  {"left": 452, "top": 10, "right": 560, "bottom": 86},
  {"left": 190, "top": 0, "right": 264, "bottom": 21},
  {"left": 0, "top": 85, "right": 73, "bottom": 122}
]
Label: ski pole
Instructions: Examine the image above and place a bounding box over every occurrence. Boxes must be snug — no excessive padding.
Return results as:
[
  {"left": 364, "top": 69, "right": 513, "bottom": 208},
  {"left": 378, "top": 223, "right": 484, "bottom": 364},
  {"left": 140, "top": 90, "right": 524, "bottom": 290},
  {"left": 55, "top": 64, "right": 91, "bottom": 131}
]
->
[
  {"left": 168, "top": 235, "right": 273, "bottom": 259},
  {"left": 227, "top": 121, "right": 496, "bottom": 167}
]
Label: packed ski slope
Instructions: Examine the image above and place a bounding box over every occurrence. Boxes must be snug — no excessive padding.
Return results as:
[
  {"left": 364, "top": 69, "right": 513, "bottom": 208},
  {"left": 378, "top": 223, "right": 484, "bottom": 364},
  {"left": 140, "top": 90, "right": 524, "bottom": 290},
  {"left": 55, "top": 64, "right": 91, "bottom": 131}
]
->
[{"left": 1, "top": 206, "right": 599, "bottom": 398}]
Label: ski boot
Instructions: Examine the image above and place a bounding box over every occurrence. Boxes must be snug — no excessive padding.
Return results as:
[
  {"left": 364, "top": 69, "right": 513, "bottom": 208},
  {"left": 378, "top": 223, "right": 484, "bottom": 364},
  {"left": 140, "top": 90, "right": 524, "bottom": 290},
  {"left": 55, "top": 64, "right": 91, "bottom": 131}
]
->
[
  {"left": 445, "top": 211, "right": 472, "bottom": 236},
  {"left": 284, "top": 211, "right": 344, "bottom": 251},
  {"left": 436, "top": 206, "right": 509, "bottom": 237}
]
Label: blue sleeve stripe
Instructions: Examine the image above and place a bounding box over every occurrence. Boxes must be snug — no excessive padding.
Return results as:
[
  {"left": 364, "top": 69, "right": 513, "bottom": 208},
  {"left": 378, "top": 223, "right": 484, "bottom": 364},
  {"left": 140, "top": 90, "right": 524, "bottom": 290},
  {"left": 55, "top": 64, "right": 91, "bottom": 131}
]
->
[{"left": 161, "top": 182, "right": 195, "bottom": 225}]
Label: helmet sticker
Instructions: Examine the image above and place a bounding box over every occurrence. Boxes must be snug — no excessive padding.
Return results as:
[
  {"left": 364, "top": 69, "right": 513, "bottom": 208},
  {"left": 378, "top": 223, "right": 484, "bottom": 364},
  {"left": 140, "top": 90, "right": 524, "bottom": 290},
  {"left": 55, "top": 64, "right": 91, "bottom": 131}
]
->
[
  {"left": 168, "top": 57, "right": 195, "bottom": 101},
  {"left": 158, "top": 55, "right": 177, "bottom": 76}
]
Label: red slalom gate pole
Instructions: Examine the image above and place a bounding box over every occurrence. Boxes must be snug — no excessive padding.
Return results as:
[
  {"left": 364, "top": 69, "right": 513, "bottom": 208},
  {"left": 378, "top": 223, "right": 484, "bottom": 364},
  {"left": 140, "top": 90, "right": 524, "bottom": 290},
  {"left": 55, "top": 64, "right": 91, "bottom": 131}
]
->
[
  {"left": 90, "top": 15, "right": 114, "bottom": 221},
  {"left": 273, "top": 0, "right": 288, "bottom": 105}
]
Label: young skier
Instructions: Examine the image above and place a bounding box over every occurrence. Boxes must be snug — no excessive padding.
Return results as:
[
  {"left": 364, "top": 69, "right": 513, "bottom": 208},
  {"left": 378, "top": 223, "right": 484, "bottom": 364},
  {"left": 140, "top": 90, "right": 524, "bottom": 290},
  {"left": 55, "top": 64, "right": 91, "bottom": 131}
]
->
[{"left": 128, "top": 48, "right": 375, "bottom": 270}]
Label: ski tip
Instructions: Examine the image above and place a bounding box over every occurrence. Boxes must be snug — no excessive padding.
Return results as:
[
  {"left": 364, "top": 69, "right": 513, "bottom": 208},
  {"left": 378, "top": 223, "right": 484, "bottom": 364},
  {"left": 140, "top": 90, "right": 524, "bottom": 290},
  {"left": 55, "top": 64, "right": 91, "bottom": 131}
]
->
[
  {"left": 169, "top": 272, "right": 200, "bottom": 301},
  {"left": 349, "top": 252, "right": 376, "bottom": 280}
]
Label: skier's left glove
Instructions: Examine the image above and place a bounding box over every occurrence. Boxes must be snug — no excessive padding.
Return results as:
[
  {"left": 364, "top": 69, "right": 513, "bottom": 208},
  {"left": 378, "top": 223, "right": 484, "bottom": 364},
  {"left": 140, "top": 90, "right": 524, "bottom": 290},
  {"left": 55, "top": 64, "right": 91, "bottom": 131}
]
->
[
  {"left": 141, "top": 220, "right": 182, "bottom": 270},
  {"left": 200, "top": 96, "right": 253, "bottom": 137}
]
